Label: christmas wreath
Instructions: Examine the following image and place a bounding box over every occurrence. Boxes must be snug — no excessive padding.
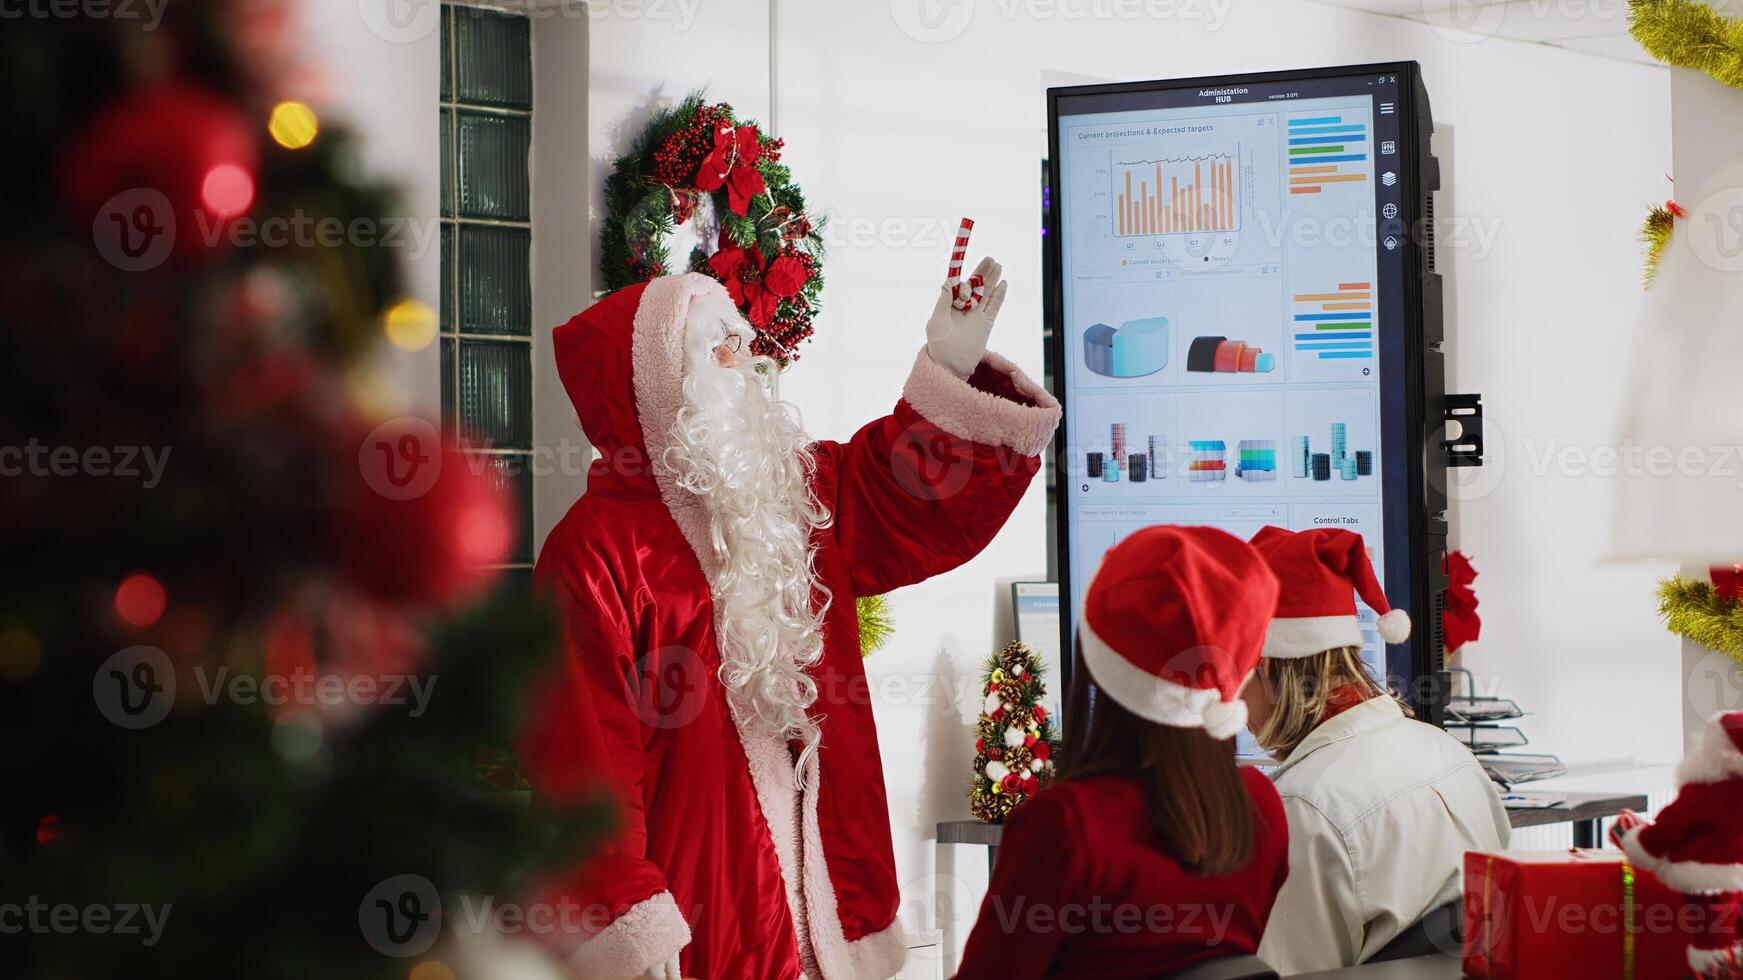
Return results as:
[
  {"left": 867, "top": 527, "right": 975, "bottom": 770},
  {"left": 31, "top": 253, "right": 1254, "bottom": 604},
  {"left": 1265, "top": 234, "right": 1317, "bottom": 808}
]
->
[
  {"left": 1631, "top": 0, "right": 1743, "bottom": 91},
  {"left": 600, "top": 94, "right": 825, "bottom": 367},
  {"left": 1658, "top": 568, "right": 1743, "bottom": 666}
]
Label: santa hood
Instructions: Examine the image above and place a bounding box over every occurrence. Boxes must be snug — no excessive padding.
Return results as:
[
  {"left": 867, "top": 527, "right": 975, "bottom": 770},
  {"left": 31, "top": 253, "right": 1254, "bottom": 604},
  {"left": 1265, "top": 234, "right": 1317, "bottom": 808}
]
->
[
  {"left": 554, "top": 272, "right": 731, "bottom": 575},
  {"left": 1677, "top": 711, "right": 1743, "bottom": 788}
]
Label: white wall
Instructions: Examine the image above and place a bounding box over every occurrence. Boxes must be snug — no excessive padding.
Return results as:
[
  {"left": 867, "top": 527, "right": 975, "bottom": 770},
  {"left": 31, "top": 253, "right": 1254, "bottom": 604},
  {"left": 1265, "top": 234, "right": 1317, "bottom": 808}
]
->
[{"left": 297, "top": 0, "right": 443, "bottom": 418}]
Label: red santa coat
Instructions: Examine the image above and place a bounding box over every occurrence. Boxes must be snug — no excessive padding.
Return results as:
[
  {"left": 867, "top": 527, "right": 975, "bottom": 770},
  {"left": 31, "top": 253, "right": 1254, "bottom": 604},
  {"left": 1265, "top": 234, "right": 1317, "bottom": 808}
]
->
[
  {"left": 520, "top": 273, "right": 1060, "bottom": 979},
  {"left": 1619, "top": 713, "right": 1743, "bottom": 974},
  {"left": 956, "top": 768, "right": 1291, "bottom": 979}
]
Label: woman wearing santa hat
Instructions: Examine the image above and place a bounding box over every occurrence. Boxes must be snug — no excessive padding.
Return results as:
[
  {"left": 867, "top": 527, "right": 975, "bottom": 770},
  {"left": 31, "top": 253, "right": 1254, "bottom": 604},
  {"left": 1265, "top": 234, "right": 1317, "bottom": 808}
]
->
[
  {"left": 1244, "top": 526, "right": 1510, "bottom": 974},
  {"left": 955, "top": 525, "right": 1292, "bottom": 979},
  {"left": 1615, "top": 711, "right": 1743, "bottom": 978}
]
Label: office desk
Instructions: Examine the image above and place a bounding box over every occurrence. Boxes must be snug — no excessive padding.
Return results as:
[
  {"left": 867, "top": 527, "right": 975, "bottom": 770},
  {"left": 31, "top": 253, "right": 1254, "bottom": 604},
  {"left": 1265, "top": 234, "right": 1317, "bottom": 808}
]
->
[
  {"left": 1289, "top": 954, "right": 1462, "bottom": 978},
  {"left": 938, "top": 791, "right": 1647, "bottom": 872}
]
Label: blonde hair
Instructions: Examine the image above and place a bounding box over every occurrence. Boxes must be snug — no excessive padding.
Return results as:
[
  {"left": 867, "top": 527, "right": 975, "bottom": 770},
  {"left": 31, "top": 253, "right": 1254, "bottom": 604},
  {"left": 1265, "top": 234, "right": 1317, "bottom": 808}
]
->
[{"left": 1252, "top": 646, "right": 1413, "bottom": 760}]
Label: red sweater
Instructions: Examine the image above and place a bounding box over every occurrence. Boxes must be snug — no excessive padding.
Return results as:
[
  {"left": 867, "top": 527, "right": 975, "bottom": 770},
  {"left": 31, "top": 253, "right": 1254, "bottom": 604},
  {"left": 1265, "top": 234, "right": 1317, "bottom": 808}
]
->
[{"left": 956, "top": 768, "right": 1289, "bottom": 979}]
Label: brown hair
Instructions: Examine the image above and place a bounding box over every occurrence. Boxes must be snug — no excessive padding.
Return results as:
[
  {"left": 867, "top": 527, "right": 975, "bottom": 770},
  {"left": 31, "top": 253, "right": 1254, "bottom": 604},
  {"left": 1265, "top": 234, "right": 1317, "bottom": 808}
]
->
[
  {"left": 1250, "top": 646, "right": 1413, "bottom": 760},
  {"left": 1061, "top": 642, "right": 1254, "bottom": 877}
]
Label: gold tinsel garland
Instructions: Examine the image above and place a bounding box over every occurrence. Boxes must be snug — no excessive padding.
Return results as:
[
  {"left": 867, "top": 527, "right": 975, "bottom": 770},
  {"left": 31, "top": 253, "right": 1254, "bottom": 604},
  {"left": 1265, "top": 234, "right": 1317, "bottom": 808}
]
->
[
  {"left": 1630, "top": 0, "right": 1743, "bottom": 91},
  {"left": 855, "top": 593, "right": 895, "bottom": 658},
  {"left": 1657, "top": 575, "right": 1743, "bottom": 666},
  {"left": 968, "top": 641, "right": 1060, "bottom": 824}
]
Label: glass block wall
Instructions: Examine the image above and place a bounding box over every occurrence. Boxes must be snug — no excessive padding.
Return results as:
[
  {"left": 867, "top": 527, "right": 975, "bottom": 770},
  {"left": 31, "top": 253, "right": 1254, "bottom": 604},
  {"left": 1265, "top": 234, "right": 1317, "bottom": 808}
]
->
[{"left": 440, "top": 3, "right": 534, "bottom": 574}]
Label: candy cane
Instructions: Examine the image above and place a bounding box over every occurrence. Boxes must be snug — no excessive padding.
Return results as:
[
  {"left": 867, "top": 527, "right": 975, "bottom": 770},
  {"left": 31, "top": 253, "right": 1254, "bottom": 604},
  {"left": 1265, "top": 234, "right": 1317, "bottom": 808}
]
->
[{"left": 946, "top": 217, "right": 985, "bottom": 311}]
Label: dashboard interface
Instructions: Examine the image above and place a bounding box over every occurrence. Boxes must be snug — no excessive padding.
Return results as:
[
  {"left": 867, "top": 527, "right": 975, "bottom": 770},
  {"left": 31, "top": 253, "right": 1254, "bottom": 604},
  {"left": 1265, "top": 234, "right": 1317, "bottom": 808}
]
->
[{"left": 1052, "top": 69, "right": 1417, "bottom": 696}]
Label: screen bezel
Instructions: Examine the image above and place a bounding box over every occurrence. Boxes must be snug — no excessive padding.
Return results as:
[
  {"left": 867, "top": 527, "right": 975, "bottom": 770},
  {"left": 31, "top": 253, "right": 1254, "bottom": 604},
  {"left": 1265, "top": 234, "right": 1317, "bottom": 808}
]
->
[{"left": 1044, "top": 62, "right": 1442, "bottom": 722}]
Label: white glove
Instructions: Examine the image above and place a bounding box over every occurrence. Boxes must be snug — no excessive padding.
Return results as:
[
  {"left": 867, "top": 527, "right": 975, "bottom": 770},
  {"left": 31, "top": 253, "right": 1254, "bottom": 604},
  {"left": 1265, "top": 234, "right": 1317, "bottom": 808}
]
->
[
  {"left": 639, "top": 953, "right": 681, "bottom": 980},
  {"left": 926, "top": 256, "right": 1009, "bottom": 379}
]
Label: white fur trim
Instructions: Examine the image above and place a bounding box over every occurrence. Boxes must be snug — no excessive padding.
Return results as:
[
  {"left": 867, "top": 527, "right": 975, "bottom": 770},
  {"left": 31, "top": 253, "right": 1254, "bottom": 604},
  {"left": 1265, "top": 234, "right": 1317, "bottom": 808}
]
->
[
  {"left": 1079, "top": 617, "right": 1249, "bottom": 738},
  {"left": 1376, "top": 608, "right": 1411, "bottom": 644},
  {"left": 632, "top": 273, "right": 727, "bottom": 580},
  {"left": 1620, "top": 824, "right": 1743, "bottom": 895},
  {"left": 1678, "top": 714, "right": 1743, "bottom": 787},
  {"left": 1262, "top": 615, "right": 1364, "bottom": 660},
  {"left": 565, "top": 890, "right": 691, "bottom": 978},
  {"left": 1690, "top": 941, "right": 1743, "bottom": 974},
  {"left": 797, "top": 751, "right": 909, "bottom": 980},
  {"left": 900, "top": 347, "right": 1061, "bottom": 458}
]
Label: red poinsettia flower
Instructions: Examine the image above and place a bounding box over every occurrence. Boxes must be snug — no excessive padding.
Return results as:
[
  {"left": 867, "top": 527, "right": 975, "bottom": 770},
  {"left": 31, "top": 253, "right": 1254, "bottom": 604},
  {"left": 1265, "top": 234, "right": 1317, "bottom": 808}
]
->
[
  {"left": 695, "top": 124, "right": 768, "bottom": 216},
  {"left": 1001, "top": 773, "right": 1024, "bottom": 795},
  {"left": 708, "top": 238, "right": 807, "bottom": 328}
]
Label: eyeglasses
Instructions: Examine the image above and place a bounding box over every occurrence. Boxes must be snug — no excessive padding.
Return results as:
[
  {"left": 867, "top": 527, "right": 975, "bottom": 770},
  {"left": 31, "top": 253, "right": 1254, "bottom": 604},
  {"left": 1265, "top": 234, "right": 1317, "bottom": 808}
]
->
[{"left": 720, "top": 334, "right": 744, "bottom": 353}]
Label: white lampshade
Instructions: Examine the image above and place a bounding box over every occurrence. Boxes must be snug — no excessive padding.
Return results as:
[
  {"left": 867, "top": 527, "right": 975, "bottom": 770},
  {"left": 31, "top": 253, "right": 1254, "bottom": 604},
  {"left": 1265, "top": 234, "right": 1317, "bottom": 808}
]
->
[{"left": 1612, "top": 162, "right": 1743, "bottom": 563}]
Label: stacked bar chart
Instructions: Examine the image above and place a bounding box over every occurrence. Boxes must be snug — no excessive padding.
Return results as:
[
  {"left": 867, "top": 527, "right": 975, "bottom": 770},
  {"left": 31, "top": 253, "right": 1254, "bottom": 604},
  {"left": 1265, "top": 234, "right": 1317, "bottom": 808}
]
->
[
  {"left": 1286, "top": 113, "right": 1369, "bottom": 195},
  {"left": 1292, "top": 282, "right": 1374, "bottom": 361},
  {"left": 1113, "top": 153, "right": 1239, "bottom": 237}
]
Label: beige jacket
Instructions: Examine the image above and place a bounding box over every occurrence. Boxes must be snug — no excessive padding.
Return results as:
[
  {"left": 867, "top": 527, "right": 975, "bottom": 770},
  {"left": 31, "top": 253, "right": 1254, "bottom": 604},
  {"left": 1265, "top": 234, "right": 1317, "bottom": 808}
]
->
[{"left": 1256, "top": 697, "right": 1510, "bottom": 974}]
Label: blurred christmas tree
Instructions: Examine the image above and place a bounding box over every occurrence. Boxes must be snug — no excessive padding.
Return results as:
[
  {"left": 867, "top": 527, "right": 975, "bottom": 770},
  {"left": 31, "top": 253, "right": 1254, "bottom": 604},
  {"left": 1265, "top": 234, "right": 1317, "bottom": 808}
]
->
[
  {"left": 0, "top": 4, "right": 605, "bottom": 977},
  {"left": 968, "top": 642, "right": 1059, "bottom": 824}
]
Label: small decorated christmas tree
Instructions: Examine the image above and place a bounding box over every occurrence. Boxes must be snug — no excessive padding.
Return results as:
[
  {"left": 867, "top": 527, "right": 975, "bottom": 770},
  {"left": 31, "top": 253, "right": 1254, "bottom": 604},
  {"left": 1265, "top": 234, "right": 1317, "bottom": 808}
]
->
[{"left": 969, "top": 642, "right": 1059, "bottom": 824}]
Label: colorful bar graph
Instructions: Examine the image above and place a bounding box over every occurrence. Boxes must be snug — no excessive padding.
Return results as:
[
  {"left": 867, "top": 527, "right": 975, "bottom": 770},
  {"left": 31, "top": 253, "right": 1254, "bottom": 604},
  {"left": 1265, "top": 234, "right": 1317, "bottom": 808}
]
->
[
  {"left": 1114, "top": 154, "right": 1238, "bottom": 237},
  {"left": 1286, "top": 112, "right": 1370, "bottom": 194},
  {"left": 1291, "top": 281, "right": 1374, "bottom": 361}
]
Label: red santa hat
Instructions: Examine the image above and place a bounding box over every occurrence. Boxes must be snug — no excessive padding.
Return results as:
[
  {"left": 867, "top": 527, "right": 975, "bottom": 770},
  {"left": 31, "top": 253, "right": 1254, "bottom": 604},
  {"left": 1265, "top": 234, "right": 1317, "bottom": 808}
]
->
[
  {"left": 1079, "top": 525, "right": 1280, "bottom": 740},
  {"left": 1248, "top": 526, "right": 1410, "bottom": 659}
]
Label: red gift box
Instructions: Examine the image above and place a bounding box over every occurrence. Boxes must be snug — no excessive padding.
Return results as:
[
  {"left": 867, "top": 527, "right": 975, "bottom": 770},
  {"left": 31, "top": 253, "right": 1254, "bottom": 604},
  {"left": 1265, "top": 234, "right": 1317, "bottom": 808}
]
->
[{"left": 1464, "top": 850, "right": 1693, "bottom": 980}]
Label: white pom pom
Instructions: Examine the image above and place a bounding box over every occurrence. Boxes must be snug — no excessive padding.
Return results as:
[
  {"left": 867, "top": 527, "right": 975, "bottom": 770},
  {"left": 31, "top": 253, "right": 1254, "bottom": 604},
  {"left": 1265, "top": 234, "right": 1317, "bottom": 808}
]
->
[
  {"left": 1012, "top": 664, "right": 1025, "bottom": 677},
  {"left": 1004, "top": 726, "right": 1026, "bottom": 749},
  {"left": 1376, "top": 608, "right": 1412, "bottom": 644},
  {"left": 1030, "top": 758, "right": 1044, "bottom": 773},
  {"left": 983, "top": 692, "right": 1002, "bottom": 714},
  {"left": 985, "top": 760, "right": 1010, "bottom": 782},
  {"left": 1201, "top": 698, "right": 1249, "bottom": 741}
]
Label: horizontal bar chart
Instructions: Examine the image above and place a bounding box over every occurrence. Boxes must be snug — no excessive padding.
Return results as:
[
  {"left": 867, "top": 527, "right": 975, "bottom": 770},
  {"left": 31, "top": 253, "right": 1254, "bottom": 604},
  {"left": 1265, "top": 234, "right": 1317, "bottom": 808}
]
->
[
  {"left": 1286, "top": 111, "right": 1370, "bottom": 194},
  {"left": 1292, "top": 281, "right": 1374, "bottom": 361}
]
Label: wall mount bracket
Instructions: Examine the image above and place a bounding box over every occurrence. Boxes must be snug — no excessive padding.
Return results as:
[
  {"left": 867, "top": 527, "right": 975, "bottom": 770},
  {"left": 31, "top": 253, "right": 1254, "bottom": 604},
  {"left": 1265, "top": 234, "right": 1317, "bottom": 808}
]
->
[{"left": 1444, "top": 394, "right": 1484, "bottom": 467}]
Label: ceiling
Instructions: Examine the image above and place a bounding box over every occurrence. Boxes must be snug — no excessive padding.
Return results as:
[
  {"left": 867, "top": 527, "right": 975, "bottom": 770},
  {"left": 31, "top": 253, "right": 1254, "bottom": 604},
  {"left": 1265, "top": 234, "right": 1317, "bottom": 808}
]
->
[{"left": 1309, "top": 0, "right": 1660, "bottom": 65}]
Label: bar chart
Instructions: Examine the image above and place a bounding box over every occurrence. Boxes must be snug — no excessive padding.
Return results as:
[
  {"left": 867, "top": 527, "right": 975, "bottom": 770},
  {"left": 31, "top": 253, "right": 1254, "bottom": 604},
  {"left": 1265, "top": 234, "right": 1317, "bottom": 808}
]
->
[
  {"left": 1286, "top": 112, "right": 1369, "bottom": 195},
  {"left": 1112, "top": 153, "right": 1239, "bottom": 237},
  {"left": 1292, "top": 282, "right": 1373, "bottom": 361}
]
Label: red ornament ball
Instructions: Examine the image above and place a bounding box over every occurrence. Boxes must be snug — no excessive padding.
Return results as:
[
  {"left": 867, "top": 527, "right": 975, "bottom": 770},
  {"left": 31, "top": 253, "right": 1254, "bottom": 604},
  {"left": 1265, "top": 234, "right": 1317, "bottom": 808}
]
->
[
  {"left": 59, "top": 82, "right": 258, "bottom": 261},
  {"left": 114, "top": 572, "right": 168, "bottom": 629},
  {"left": 334, "top": 420, "right": 513, "bottom": 606}
]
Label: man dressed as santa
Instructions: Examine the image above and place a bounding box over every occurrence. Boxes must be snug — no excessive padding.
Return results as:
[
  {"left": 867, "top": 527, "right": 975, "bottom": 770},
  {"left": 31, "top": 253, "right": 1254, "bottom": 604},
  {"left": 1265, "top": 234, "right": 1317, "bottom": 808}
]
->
[
  {"left": 519, "top": 256, "right": 1059, "bottom": 979},
  {"left": 1616, "top": 711, "right": 1743, "bottom": 979}
]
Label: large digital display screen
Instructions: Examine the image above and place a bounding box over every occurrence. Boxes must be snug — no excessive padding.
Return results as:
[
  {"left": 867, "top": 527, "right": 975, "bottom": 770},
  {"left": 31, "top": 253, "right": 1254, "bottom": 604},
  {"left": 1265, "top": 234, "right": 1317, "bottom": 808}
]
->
[{"left": 1050, "top": 67, "right": 1423, "bottom": 700}]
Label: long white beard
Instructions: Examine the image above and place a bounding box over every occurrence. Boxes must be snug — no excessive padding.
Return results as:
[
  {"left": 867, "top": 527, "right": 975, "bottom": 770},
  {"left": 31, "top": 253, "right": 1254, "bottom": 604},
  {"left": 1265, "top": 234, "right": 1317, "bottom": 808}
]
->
[{"left": 663, "top": 303, "right": 832, "bottom": 764}]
